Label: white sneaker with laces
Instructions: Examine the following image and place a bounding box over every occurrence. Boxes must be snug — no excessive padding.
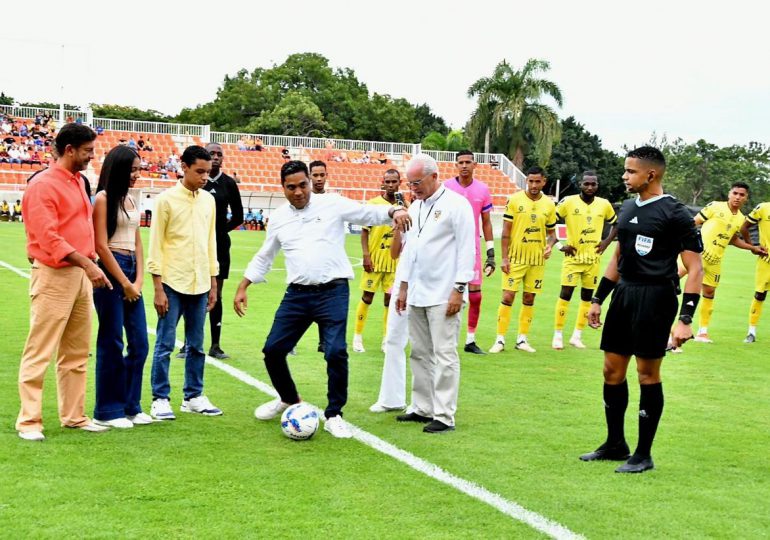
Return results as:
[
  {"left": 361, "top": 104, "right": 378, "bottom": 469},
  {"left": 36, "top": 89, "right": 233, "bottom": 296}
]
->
[
  {"left": 489, "top": 340, "right": 505, "bottom": 353},
  {"left": 181, "top": 395, "right": 223, "bottom": 416},
  {"left": 694, "top": 334, "right": 713, "bottom": 343},
  {"left": 254, "top": 398, "right": 289, "bottom": 420},
  {"left": 515, "top": 340, "right": 536, "bottom": 353},
  {"left": 569, "top": 336, "right": 587, "bottom": 349},
  {"left": 18, "top": 430, "right": 45, "bottom": 441},
  {"left": 150, "top": 398, "right": 176, "bottom": 421},
  {"left": 352, "top": 335, "right": 365, "bottom": 353},
  {"left": 324, "top": 415, "right": 353, "bottom": 438},
  {"left": 77, "top": 421, "right": 110, "bottom": 432},
  {"left": 552, "top": 335, "right": 564, "bottom": 350},
  {"left": 127, "top": 412, "right": 154, "bottom": 425},
  {"left": 94, "top": 417, "right": 134, "bottom": 429}
]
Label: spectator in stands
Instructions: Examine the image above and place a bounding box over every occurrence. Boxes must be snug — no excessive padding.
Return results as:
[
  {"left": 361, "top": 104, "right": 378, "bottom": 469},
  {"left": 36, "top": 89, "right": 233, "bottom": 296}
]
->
[
  {"left": 20, "top": 124, "right": 29, "bottom": 137},
  {"left": 0, "top": 147, "right": 8, "bottom": 163},
  {"left": 30, "top": 150, "right": 42, "bottom": 165},
  {"left": 140, "top": 156, "right": 149, "bottom": 170},
  {"left": 378, "top": 152, "right": 388, "bottom": 164},
  {"left": 281, "top": 147, "right": 291, "bottom": 161},
  {"left": 255, "top": 209, "right": 264, "bottom": 230},
  {"left": 0, "top": 200, "right": 10, "bottom": 220},
  {"left": 1, "top": 118, "right": 12, "bottom": 134},
  {"left": 96, "top": 125, "right": 105, "bottom": 135},
  {"left": 8, "top": 145, "right": 22, "bottom": 164},
  {"left": 148, "top": 161, "right": 159, "bottom": 176},
  {"left": 490, "top": 157, "right": 499, "bottom": 170},
  {"left": 323, "top": 140, "right": 337, "bottom": 162},
  {"left": 34, "top": 113, "right": 43, "bottom": 125},
  {"left": 118, "top": 137, "right": 128, "bottom": 146},
  {"left": 142, "top": 194, "right": 153, "bottom": 226},
  {"left": 128, "top": 137, "right": 137, "bottom": 150},
  {"left": 237, "top": 137, "right": 247, "bottom": 151},
  {"left": 137, "top": 136, "right": 146, "bottom": 150},
  {"left": 144, "top": 137, "right": 154, "bottom": 152},
  {"left": 3, "top": 134, "right": 15, "bottom": 145},
  {"left": 20, "top": 147, "right": 31, "bottom": 165},
  {"left": 254, "top": 137, "right": 264, "bottom": 151},
  {"left": 244, "top": 208, "right": 256, "bottom": 230}
]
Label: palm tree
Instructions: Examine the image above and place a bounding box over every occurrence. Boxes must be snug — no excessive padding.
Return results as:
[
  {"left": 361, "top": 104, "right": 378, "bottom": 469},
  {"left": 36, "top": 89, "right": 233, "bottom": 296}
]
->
[{"left": 467, "top": 59, "right": 563, "bottom": 168}]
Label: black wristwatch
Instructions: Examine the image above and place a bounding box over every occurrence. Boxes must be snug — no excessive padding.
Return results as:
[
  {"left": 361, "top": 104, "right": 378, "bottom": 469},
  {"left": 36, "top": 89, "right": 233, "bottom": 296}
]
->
[
  {"left": 678, "top": 314, "right": 693, "bottom": 325},
  {"left": 453, "top": 283, "right": 467, "bottom": 293}
]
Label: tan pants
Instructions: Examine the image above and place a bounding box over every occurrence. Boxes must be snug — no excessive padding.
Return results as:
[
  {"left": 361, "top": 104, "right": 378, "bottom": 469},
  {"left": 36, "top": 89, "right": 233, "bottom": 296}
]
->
[
  {"left": 16, "top": 263, "right": 93, "bottom": 432},
  {"left": 407, "top": 304, "right": 462, "bottom": 427}
]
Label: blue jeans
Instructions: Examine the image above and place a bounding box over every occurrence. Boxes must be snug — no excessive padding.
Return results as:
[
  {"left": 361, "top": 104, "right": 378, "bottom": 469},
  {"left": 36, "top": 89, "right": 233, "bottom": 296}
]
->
[
  {"left": 93, "top": 253, "right": 149, "bottom": 420},
  {"left": 151, "top": 284, "right": 208, "bottom": 400},
  {"left": 262, "top": 280, "right": 350, "bottom": 419}
]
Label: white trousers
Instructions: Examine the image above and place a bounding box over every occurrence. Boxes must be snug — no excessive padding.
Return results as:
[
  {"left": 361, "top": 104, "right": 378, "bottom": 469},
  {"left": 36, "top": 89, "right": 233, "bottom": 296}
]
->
[
  {"left": 408, "top": 304, "right": 461, "bottom": 427},
  {"left": 373, "top": 293, "right": 410, "bottom": 408}
]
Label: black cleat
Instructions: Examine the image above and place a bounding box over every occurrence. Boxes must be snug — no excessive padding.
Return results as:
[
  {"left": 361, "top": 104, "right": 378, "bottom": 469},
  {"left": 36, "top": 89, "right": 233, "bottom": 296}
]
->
[
  {"left": 615, "top": 455, "right": 655, "bottom": 473},
  {"left": 208, "top": 345, "right": 230, "bottom": 360},
  {"left": 464, "top": 342, "right": 486, "bottom": 355},
  {"left": 744, "top": 333, "right": 756, "bottom": 343},
  {"left": 317, "top": 342, "right": 325, "bottom": 353},
  {"left": 579, "top": 441, "right": 631, "bottom": 462},
  {"left": 396, "top": 412, "right": 432, "bottom": 423},
  {"left": 423, "top": 420, "right": 455, "bottom": 433},
  {"left": 175, "top": 346, "right": 186, "bottom": 359}
]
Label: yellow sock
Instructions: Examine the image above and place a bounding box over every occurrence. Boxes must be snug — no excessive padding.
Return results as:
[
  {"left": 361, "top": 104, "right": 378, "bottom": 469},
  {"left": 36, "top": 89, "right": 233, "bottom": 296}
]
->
[
  {"left": 575, "top": 300, "right": 591, "bottom": 331},
  {"left": 699, "top": 297, "right": 714, "bottom": 330},
  {"left": 354, "top": 301, "right": 371, "bottom": 334},
  {"left": 554, "top": 298, "right": 570, "bottom": 331},
  {"left": 382, "top": 306, "right": 389, "bottom": 336},
  {"left": 519, "top": 304, "right": 534, "bottom": 336},
  {"left": 497, "top": 303, "right": 513, "bottom": 336},
  {"left": 749, "top": 298, "right": 764, "bottom": 326}
]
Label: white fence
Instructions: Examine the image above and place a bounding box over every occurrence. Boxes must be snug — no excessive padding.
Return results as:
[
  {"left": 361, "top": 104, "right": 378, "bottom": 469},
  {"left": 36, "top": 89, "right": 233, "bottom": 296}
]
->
[
  {"left": 210, "top": 131, "right": 418, "bottom": 155},
  {"left": 92, "top": 118, "right": 208, "bottom": 138},
  {"left": 0, "top": 104, "right": 88, "bottom": 123}
]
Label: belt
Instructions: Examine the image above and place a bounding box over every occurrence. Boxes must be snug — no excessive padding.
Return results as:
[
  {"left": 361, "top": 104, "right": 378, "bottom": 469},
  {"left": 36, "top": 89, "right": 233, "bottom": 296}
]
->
[{"left": 288, "top": 278, "right": 347, "bottom": 292}]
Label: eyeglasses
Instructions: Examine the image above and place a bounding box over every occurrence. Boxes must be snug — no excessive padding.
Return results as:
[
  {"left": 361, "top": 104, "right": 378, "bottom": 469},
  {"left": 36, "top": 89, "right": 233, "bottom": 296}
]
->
[{"left": 407, "top": 173, "right": 432, "bottom": 187}]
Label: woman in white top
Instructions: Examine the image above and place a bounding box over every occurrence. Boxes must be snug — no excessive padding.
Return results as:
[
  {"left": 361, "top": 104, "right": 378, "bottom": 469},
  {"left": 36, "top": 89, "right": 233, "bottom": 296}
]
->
[{"left": 92, "top": 146, "right": 151, "bottom": 428}]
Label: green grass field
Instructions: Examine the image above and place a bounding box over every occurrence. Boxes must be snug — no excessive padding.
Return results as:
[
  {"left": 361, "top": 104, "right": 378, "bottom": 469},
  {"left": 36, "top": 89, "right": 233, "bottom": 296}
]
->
[{"left": 1, "top": 221, "right": 768, "bottom": 539}]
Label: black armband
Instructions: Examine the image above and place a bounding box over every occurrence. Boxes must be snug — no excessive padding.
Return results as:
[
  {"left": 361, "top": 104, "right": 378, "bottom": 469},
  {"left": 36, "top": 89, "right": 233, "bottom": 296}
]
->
[
  {"left": 678, "top": 292, "right": 700, "bottom": 319},
  {"left": 591, "top": 277, "right": 617, "bottom": 305}
]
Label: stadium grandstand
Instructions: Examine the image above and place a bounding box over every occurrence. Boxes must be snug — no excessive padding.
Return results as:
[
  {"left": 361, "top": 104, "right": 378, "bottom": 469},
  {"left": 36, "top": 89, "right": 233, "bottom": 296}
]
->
[{"left": 0, "top": 104, "right": 525, "bottom": 220}]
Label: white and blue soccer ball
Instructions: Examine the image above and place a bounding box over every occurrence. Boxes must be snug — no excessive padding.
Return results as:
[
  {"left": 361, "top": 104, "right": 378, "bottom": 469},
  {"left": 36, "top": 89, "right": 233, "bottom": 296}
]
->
[{"left": 280, "top": 403, "right": 319, "bottom": 440}]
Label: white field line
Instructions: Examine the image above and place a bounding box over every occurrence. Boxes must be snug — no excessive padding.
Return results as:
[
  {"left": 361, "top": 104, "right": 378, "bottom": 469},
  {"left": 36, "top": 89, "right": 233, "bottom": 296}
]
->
[{"left": 3, "top": 259, "right": 582, "bottom": 540}]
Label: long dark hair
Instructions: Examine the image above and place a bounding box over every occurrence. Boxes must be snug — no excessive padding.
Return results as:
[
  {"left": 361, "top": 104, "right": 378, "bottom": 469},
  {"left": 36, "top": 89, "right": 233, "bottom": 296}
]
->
[{"left": 97, "top": 146, "right": 138, "bottom": 239}]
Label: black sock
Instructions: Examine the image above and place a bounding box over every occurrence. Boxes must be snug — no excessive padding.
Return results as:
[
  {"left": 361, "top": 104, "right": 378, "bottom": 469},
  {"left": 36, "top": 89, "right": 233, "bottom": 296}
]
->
[
  {"left": 634, "top": 382, "right": 664, "bottom": 459},
  {"left": 604, "top": 380, "right": 629, "bottom": 446},
  {"left": 210, "top": 297, "right": 223, "bottom": 347}
]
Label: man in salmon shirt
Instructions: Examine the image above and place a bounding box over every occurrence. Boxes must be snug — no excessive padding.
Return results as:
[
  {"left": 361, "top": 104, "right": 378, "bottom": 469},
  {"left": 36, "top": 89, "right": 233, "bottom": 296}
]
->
[{"left": 16, "top": 123, "right": 113, "bottom": 441}]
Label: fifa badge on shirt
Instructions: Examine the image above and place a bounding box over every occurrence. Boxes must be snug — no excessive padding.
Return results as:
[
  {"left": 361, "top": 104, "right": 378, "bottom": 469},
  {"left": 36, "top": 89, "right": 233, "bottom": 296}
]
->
[{"left": 635, "top": 234, "right": 654, "bottom": 256}]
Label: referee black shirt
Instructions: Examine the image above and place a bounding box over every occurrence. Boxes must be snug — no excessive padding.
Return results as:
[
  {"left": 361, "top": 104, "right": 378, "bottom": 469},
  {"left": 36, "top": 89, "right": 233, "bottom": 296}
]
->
[
  {"left": 204, "top": 171, "right": 243, "bottom": 236},
  {"left": 616, "top": 195, "right": 702, "bottom": 283}
]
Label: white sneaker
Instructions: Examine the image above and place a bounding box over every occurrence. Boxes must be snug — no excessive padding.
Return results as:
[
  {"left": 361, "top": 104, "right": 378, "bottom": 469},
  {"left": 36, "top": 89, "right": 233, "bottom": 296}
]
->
[
  {"left": 669, "top": 346, "right": 683, "bottom": 354},
  {"left": 127, "top": 412, "right": 154, "bottom": 425},
  {"left": 489, "top": 340, "right": 505, "bottom": 353},
  {"left": 18, "top": 430, "right": 45, "bottom": 441},
  {"left": 381, "top": 337, "right": 387, "bottom": 353},
  {"left": 369, "top": 403, "right": 406, "bottom": 413},
  {"left": 515, "top": 340, "right": 536, "bottom": 353},
  {"left": 77, "top": 421, "right": 110, "bottom": 432},
  {"left": 150, "top": 398, "right": 176, "bottom": 421},
  {"left": 324, "top": 415, "right": 353, "bottom": 438},
  {"left": 254, "top": 398, "right": 289, "bottom": 420},
  {"left": 181, "top": 395, "right": 223, "bottom": 416},
  {"left": 352, "top": 335, "right": 365, "bottom": 353},
  {"left": 552, "top": 335, "right": 564, "bottom": 350},
  {"left": 94, "top": 417, "right": 134, "bottom": 429},
  {"left": 569, "top": 336, "right": 587, "bottom": 349},
  {"left": 694, "top": 334, "right": 713, "bottom": 343}
]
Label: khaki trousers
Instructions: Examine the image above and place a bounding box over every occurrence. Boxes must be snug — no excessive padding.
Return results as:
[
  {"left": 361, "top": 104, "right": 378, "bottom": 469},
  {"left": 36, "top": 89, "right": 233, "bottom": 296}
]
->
[
  {"left": 407, "top": 304, "right": 461, "bottom": 427},
  {"left": 16, "top": 263, "right": 93, "bottom": 432}
]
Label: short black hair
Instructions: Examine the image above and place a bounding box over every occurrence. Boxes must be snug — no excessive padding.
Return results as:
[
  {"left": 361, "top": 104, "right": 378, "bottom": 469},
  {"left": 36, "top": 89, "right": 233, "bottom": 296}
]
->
[
  {"left": 181, "top": 145, "right": 211, "bottom": 166},
  {"left": 384, "top": 168, "right": 400, "bottom": 179},
  {"left": 456, "top": 150, "right": 474, "bottom": 160},
  {"left": 54, "top": 123, "right": 96, "bottom": 155},
  {"left": 581, "top": 170, "right": 598, "bottom": 180},
  {"left": 626, "top": 146, "right": 666, "bottom": 167},
  {"left": 731, "top": 181, "right": 750, "bottom": 192},
  {"left": 281, "top": 160, "right": 309, "bottom": 183},
  {"left": 308, "top": 160, "right": 327, "bottom": 171},
  {"left": 526, "top": 166, "right": 545, "bottom": 176}
]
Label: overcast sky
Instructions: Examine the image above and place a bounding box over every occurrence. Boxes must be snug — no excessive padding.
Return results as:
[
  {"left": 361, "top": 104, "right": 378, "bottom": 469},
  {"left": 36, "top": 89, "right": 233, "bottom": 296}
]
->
[{"left": 2, "top": 0, "right": 768, "bottom": 153}]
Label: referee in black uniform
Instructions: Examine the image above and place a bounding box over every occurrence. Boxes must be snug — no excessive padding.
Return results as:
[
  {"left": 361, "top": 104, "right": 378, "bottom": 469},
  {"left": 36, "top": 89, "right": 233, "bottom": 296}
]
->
[{"left": 582, "top": 146, "right": 703, "bottom": 473}]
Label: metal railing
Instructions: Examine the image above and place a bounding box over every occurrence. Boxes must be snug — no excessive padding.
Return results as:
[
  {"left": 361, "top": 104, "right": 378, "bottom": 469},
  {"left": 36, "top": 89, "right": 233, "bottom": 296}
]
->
[
  {"left": 0, "top": 104, "right": 88, "bottom": 123},
  {"left": 421, "top": 150, "right": 525, "bottom": 187},
  {"left": 92, "top": 118, "right": 208, "bottom": 138},
  {"left": 210, "top": 131, "right": 419, "bottom": 156}
]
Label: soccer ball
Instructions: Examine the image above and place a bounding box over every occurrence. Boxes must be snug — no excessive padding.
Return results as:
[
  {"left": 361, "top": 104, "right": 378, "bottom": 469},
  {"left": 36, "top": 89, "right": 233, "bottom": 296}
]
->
[{"left": 280, "top": 403, "right": 319, "bottom": 440}]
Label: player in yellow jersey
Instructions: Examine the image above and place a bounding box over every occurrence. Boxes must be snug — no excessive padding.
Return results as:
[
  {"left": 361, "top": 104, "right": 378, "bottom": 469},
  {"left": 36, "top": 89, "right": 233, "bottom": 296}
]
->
[
  {"left": 353, "top": 169, "right": 406, "bottom": 353},
  {"left": 552, "top": 171, "right": 618, "bottom": 350},
  {"left": 677, "top": 182, "right": 764, "bottom": 344},
  {"left": 740, "top": 198, "right": 770, "bottom": 343},
  {"left": 490, "top": 167, "right": 557, "bottom": 353}
]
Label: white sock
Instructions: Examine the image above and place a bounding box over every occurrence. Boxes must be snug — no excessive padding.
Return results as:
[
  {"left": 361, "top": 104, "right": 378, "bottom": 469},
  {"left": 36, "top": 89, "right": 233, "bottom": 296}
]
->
[
  {"left": 553, "top": 330, "right": 563, "bottom": 339},
  {"left": 697, "top": 327, "right": 708, "bottom": 335},
  {"left": 749, "top": 325, "right": 757, "bottom": 335},
  {"left": 571, "top": 329, "right": 582, "bottom": 340},
  {"left": 466, "top": 331, "right": 476, "bottom": 345},
  {"left": 496, "top": 334, "right": 505, "bottom": 343},
  {"left": 354, "top": 333, "right": 363, "bottom": 341},
  {"left": 517, "top": 334, "right": 527, "bottom": 343}
]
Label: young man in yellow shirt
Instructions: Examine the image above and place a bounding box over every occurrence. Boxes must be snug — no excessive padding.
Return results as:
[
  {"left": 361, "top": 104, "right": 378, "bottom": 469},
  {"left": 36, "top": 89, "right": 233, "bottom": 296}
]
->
[{"left": 741, "top": 198, "right": 770, "bottom": 343}]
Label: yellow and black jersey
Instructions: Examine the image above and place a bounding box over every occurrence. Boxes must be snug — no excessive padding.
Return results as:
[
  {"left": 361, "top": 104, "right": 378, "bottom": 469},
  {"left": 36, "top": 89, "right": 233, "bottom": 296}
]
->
[
  {"left": 503, "top": 191, "right": 557, "bottom": 266},
  {"left": 699, "top": 201, "right": 746, "bottom": 265},
  {"left": 363, "top": 196, "right": 397, "bottom": 273},
  {"left": 555, "top": 195, "right": 617, "bottom": 264},
  {"left": 747, "top": 202, "right": 770, "bottom": 264}
]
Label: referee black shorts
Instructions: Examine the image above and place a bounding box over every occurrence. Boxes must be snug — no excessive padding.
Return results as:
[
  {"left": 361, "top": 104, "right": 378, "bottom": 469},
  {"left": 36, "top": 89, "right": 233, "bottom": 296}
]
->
[
  {"left": 216, "top": 234, "right": 231, "bottom": 280},
  {"left": 600, "top": 280, "right": 678, "bottom": 359}
]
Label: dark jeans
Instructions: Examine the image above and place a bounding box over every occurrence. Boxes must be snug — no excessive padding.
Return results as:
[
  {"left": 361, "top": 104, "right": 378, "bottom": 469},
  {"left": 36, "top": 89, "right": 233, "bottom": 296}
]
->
[
  {"left": 93, "top": 253, "right": 149, "bottom": 420},
  {"left": 263, "top": 280, "right": 350, "bottom": 418},
  {"left": 151, "top": 284, "right": 208, "bottom": 400}
]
